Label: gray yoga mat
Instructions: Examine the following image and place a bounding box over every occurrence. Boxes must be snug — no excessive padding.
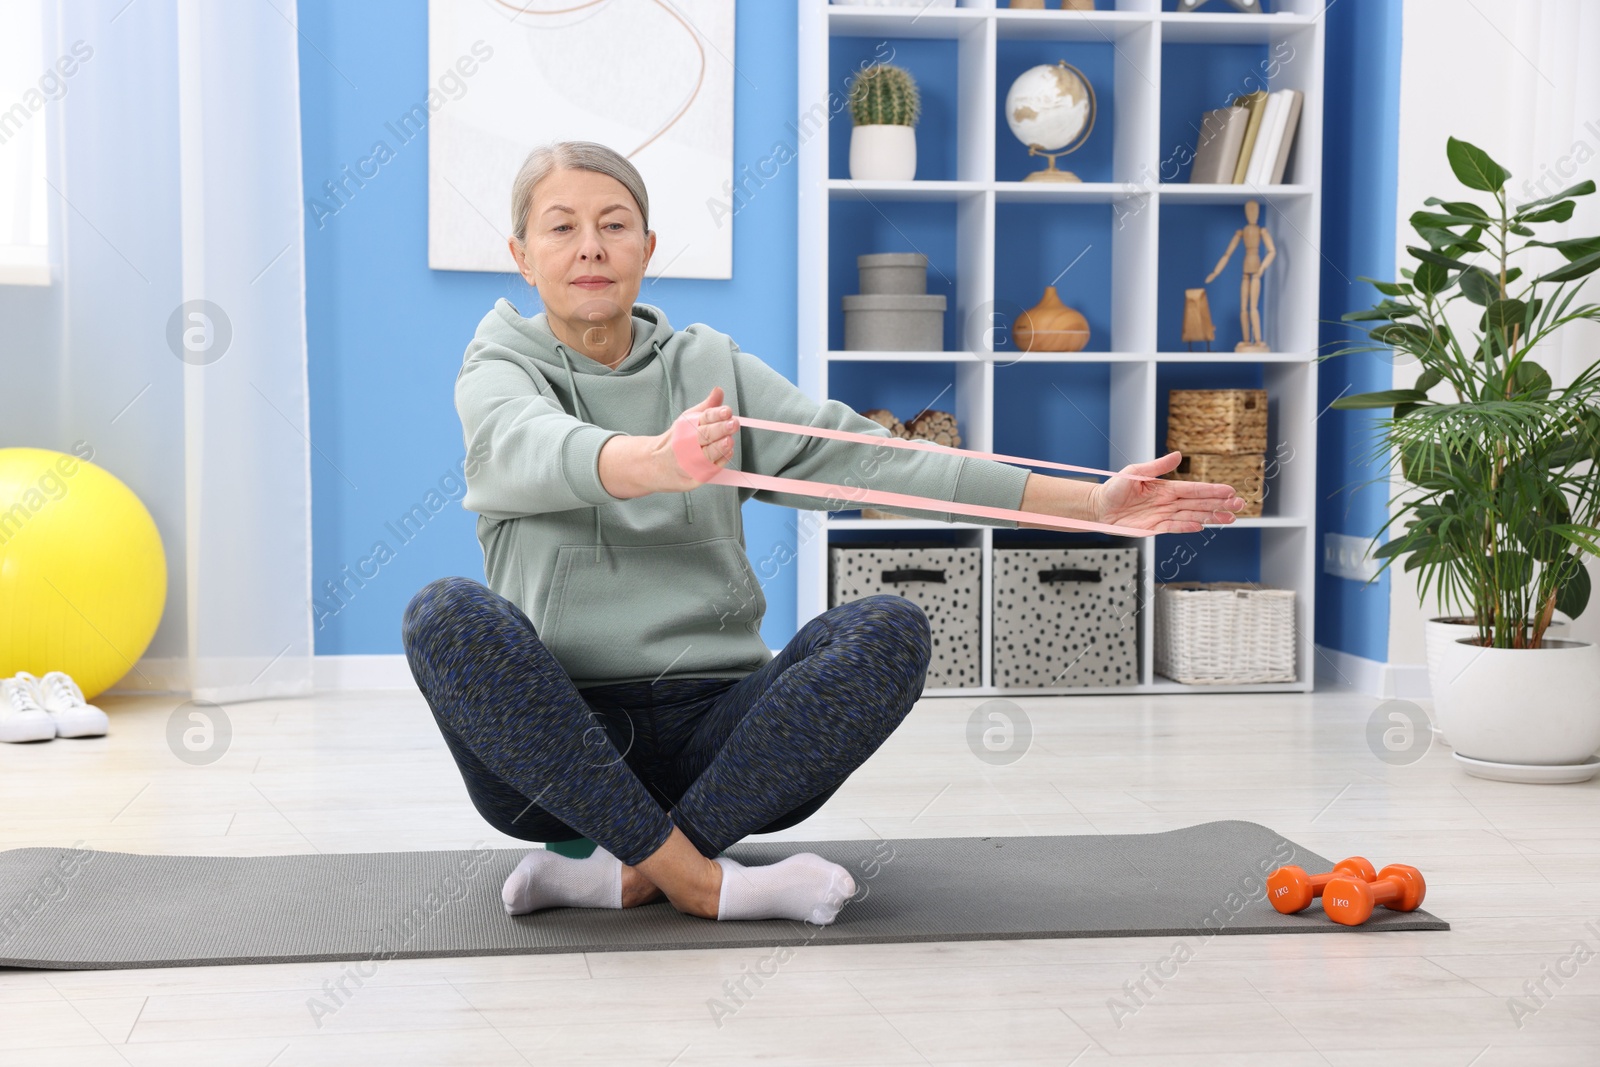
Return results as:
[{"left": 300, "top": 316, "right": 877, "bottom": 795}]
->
[{"left": 0, "top": 820, "right": 1447, "bottom": 970}]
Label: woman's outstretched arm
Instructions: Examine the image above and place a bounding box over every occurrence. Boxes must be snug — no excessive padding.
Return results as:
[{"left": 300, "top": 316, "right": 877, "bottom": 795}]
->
[{"left": 1020, "top": 452, "right": 1245, "bottom": 534}]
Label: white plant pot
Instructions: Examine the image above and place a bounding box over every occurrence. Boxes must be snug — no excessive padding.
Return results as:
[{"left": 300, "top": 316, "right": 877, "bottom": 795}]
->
[
  {"left": 1437, "top": 636, "right": 1600, "bottom": 771},
  {"left": 849, "top": 125, "right": 917, "bottom": 182},
  {"left": 1424, "top": 615, "right": 1569, "bottom": 742}
]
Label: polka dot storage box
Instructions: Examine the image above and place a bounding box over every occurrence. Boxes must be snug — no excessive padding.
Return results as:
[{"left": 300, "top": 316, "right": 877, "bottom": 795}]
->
[
  {"left": 829, "top": 544, "right": 981, "bottom": 689},
  {"left": 992, "top": 547, "right": 1140, "bottom": 688}
]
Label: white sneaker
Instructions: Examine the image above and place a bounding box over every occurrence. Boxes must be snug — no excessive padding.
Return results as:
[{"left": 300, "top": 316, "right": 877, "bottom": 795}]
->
[
  {"left": 1, "top": 677, "right": 57, "bottom": 743},
  {"left": 20, "top": 671, "right": 109, "bottom": 739}
]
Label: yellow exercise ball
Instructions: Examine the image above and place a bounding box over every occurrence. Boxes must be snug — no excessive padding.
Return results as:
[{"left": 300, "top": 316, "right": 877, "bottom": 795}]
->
[{"left": 0, "top": 448, "right": 167, "bottom": 701}]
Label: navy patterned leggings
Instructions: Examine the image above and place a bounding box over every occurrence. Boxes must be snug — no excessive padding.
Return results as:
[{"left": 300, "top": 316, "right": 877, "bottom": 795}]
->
[{"left": 400, "top": 576, "right": 930, "bottom": 867}]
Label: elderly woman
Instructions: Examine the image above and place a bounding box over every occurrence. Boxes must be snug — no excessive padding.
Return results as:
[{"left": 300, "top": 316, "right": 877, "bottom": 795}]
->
[{"left": 401, "top": 141, "right": 1243, "bottom": 927}]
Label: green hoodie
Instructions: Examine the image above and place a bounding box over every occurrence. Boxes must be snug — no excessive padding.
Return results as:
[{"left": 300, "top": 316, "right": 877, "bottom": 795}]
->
[{"left": 454, "top": 298, "right": 1032, "bottom": 689}]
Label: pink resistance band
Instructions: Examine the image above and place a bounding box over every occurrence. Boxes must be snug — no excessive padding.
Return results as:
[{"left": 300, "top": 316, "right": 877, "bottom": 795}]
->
[{"left": 671, "top": 411, "right": 1163, "bottom": 538}]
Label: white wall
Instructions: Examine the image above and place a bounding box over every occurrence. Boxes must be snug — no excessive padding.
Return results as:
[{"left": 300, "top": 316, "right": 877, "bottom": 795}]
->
[{"left": 1389, "top": 0, "right": 1600, "bottom": 664}]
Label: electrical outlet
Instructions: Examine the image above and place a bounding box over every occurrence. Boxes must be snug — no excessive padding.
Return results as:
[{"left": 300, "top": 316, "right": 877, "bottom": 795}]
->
[{"left": 1323, "top": 532, "right": 1383, "bottom": 582}]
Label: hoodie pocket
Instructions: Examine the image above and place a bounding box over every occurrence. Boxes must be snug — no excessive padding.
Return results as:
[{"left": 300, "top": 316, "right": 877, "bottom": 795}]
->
[{"left": 539, "top": 538, "right": 769, "bottom": 681}]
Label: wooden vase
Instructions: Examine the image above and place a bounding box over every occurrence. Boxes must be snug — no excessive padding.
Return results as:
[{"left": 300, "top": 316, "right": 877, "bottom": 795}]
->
[{"left": 1014, "top": 286, "right": 1090, "bottom": 352}]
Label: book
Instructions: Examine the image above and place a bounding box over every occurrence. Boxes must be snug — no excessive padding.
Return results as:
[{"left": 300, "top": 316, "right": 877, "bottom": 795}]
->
[
  {"left": 1189, "top": 106, "right": 1249, "bottom": 185},
  {"left": 1269, "top": 89, "right": 1304, "bottom": 184},
  {"left": 1246, "top": 91, "right": 1286, "bottom": 186},
  {"left": 1229, "top": 91, "right": 1269, "bottom": 184}
]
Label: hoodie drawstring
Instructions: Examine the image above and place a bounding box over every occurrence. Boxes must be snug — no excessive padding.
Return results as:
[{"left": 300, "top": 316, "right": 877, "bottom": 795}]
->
[
  {"left": 557, "top": 345, "right": 604, "bottom": 563},
  {"left": 658, "top": 340, "right": 693, "bottom": 529},
  {"left": 560, "top": 337, "right": 691, "bottom": 565}
]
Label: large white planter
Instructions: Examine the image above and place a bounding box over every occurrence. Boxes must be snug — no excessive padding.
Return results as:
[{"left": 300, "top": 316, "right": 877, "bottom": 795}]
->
[
  {"left": 1425, "top": 615, "right": 1568, "bottom": 737},
  {"left": 849, "top": 125, "right": 916, "bottom": 181},
  {"left": 1437, "top": 636, "right": 1600, "bottom": 774}
]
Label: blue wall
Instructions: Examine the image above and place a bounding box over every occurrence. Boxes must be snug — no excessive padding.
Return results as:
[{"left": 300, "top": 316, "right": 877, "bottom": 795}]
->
[
  {"left": 300, "top": 0, "right": 801, "bottom": 654},
  {"left": 1315, "top": 0, "right": 1402, "bottom": 661},
  {"left": 300, "top": 0, "right": 1400, "bottom": 663}
]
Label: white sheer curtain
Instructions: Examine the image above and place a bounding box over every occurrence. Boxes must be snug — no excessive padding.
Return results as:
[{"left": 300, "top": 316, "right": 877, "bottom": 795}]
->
[
  {"left": 21, "top": 0, "right": 313, "bottom": 702},
  {"left": 1390, "top": 0, "right": 1600, "bottom": 664}
]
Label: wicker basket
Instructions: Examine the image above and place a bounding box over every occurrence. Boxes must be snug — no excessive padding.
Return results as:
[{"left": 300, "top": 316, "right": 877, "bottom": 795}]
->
[
  {"left": 1165, "top": 452, "right": 1265, "bottom": 518},
  {"left": 1154, "top": 581, "right": 1296, "bottom": 684},
  {"left": 1166, "top": 389, "right": 1267, "bottom": 455}
]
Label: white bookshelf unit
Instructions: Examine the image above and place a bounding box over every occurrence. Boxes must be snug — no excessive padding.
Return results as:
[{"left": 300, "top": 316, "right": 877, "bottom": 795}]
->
[{"left": 795, "top": 0, "right": 1325, "bottom": 696}]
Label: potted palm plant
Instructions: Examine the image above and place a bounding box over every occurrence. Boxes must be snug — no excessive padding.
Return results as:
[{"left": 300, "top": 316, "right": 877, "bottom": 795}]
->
[{"left": 1325, "top": 137, "right": 1600, "bottom": 782}]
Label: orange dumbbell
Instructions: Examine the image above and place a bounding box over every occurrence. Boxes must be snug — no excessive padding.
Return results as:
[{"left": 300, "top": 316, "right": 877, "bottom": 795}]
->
[
  {"left": 1266, "top": 857, "right": 1378, "bottom": 915},
  {"left": 1321, "top": 864, "right": 1427, "bottom": 926}
]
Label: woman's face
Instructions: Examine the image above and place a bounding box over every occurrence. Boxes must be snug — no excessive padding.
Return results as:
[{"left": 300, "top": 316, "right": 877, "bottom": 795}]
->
[{"left": 510, "top": 167, "right": 655, "bottom": 345}]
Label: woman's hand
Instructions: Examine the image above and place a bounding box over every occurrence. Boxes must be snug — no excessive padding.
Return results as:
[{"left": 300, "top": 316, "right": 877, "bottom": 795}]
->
[
  {"left": 648, "top": 385, "right": 740, "bottom": 493},
  {"left": 1090, "top": 451, "right": 1246, "bottom": 533},
  {"left": 599, "top": 387, "right": 739, "bottom": 498}
]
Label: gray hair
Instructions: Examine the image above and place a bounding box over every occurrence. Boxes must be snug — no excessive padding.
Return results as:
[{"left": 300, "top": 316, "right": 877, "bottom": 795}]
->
[{"left": 509, "top": 140, "right": 651, "bottom": 245}]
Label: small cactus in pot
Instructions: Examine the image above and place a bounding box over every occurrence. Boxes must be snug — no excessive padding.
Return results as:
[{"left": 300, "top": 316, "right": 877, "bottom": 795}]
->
[
  {"left": 849, "top": 64, "right": 921, "bottom": 128},
  {"left": 848, "top": 64, "right": 920, "bottom": 181}
]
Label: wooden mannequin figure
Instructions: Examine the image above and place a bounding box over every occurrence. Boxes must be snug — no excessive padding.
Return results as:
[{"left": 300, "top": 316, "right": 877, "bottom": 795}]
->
[{"left": 1205, "top": 199, "right": 1276, "bottom": 352}]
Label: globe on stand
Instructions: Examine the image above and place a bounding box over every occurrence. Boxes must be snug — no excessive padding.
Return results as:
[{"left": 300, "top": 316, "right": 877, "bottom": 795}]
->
[{"left": 1005, "top": 60, "right": 1096, "bottom": 183}]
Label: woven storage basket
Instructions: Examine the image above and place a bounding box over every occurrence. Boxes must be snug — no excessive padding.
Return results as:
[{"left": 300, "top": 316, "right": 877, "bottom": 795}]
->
[
  {"left": 1154, "top": 581, "right": 1296, "bottom": 683},
  {"left": 1165, "top": 452, "right": 1265, "bottom": 518},
  {"left": 1166, "top": 389, "right": 1267, "bottom": 455}
]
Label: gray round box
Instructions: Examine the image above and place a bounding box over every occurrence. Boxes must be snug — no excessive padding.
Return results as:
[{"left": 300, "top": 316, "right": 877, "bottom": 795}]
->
[
  {"left": 857, "top": 252, "right": 929, "bottom": 295},
  {"left": 842, "top": 293, "right": 947, "bottom": 351}
]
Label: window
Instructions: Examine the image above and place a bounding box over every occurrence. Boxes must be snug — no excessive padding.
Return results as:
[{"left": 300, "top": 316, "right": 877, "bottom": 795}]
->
[{"left": 0, "top": 0, "right": 50, "bottom": 286}]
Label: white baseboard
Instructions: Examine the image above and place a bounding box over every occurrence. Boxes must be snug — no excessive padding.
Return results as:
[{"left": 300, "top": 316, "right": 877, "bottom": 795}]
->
[
  {"left": 1380, "top": 662, "right": 1432, "bottom": 700},
  {"left": 1314, "top": 644, "right": 1432, "bottom": 700},
  {"left": 307, "top": 651, "right": 792, "bottom": 692},
  {"left": 313, "top": 654, "right": 419, "bottom": 691},
  {"left": 107, "top": 655, "right": 422, "bottom": 696},
  {"left": 103, "top": 657, "right": 318, "bottom": 701},
  {"left": 105, "top": 655, "right": 316, "bottom": 702},
  {"left": 104, "top": 656, "right": 189, "bottom": 696},
  {"left": 125, "top": 651, "right": 1425, "bottom": 698}
]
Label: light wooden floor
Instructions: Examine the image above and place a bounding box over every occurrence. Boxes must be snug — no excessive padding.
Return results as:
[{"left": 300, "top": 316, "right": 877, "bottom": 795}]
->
[{"left": 1, "top": 684, "right": 1597, "bottom": 1066}]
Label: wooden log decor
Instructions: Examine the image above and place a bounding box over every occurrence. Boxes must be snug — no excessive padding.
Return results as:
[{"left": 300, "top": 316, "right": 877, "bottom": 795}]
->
[
  {"left": 860, "top": 408, "right": 911, "bottom": 438},
  {"left": 906, "top": 409, "right": 962, "bottom": 448},
  {"left": 858, "top": 408, "right": 962, "bottom": 519}
]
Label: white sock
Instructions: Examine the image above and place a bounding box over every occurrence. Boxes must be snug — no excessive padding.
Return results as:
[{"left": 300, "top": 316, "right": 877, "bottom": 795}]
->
[
  {"left": 502, "top": 847, "right": 624, "bottom": 915},
  {"left": 714, "top": 853, "right": 857, "bottom": 925}
]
